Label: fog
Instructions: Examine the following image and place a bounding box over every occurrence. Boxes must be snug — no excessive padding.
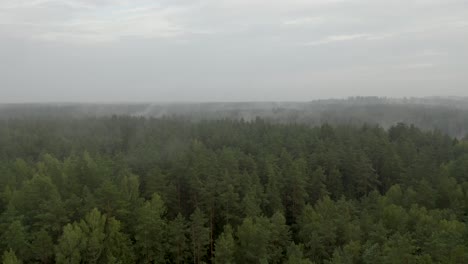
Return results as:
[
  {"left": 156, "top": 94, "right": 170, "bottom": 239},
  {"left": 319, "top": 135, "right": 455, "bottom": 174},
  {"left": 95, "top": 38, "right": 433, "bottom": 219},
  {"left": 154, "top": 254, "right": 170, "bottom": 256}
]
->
[{"left": 1, "top": 0, "right": 467, "bottom": 102}]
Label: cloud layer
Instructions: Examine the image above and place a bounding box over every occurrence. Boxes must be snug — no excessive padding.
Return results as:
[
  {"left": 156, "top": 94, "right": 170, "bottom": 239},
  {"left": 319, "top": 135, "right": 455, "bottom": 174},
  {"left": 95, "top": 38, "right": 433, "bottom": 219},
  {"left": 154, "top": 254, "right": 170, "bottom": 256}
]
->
[{"left": 0, "top": 0, "right": 467, "bottom": 101}]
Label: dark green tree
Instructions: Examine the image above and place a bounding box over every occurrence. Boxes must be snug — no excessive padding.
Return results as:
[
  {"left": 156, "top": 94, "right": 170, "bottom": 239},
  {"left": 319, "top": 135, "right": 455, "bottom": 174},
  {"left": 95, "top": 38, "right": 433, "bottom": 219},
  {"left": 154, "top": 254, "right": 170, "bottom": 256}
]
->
[
  {"left": 214, "top": 225, "right": 236, "bottom": 264},
  {"left": 236, "top": 217, "right": 272, "bottom": 263},
  {"left": 167, "top": 214, "right": 190, "bottom": 264},
  {"left": 134, "top": 193, "right": 167, "bottom": 263},
  {"left": 189, "top": 208, "right": 210, "bottom": 264},
  {"left": 2, "top": 249, "right": 22, "bottom": 264}
]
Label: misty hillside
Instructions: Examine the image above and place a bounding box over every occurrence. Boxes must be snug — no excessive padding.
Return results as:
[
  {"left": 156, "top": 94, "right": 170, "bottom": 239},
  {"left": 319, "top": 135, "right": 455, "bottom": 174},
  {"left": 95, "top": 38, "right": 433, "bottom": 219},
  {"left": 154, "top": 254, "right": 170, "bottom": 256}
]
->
[{"left": 2, "top": 97, "right": 468, "bottom": 138}]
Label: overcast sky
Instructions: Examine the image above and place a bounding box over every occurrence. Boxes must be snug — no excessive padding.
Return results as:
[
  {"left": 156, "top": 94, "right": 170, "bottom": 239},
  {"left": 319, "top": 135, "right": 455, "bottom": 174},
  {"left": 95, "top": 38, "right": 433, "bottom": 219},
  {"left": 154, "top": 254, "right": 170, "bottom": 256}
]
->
[{"left": 1, "top": 0, "right": 467, "bottom": 102}]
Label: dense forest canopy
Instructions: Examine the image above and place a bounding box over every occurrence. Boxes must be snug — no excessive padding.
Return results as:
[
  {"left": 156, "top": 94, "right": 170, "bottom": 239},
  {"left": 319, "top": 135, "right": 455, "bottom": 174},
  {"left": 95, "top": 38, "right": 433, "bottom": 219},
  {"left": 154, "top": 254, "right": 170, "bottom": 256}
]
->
[{"left": 1, "top": 112, "right": 468, "bottom": 263}]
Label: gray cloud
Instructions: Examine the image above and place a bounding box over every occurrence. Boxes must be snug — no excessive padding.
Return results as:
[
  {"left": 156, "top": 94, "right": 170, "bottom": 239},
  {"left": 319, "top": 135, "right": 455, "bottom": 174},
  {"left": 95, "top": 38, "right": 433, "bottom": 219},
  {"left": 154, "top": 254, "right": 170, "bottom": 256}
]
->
[{"left": 0, "top": 0, "right": 467, "bottom": 102}]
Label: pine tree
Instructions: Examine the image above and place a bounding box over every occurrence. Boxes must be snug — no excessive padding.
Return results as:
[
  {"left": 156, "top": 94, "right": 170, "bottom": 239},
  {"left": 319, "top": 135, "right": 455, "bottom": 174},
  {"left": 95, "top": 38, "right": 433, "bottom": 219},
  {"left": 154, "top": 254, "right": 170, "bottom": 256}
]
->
[
  {"left": 263, "top": 157, "right": 284, "bottom": 216},
  {"left": 2, "top": 249, "right": 22, "bottom": 264},
  {"left": 30, "top": 229, "right": 54, "bottom": 263},
  {"left": 214, "top": 225, "right": 236, "bottom": 264},
  {"left": 325, "top": 167, "right": 344, "bottom": 200},
  {"left": 282, "top": 157, "right": 308, "bottom": 224},
  {"left": 190, "top": 208, "right": 210, "bottom": 264},
  {"left": 269, "top": 211, "right": 291, "bottom": 263},
  {"left": 134, "top": 193, "right": 167, "bottom": 263},
  {"left": 101, "top": 217, "right": 135, "bottom": 264},
  {"left": 94, "top": 180, "right": 129, "bottom": 220},
  {"left": 55, "top": 224, "right": 84, "bottom": 264},
  {"left": 242, "top": 187, "right": 262, "bottom": 218},
  {"left": 236, "top": 217, "right": 272, "bottom": 263},
  {"left": 56, "top": 208, "right": 133, "bottom": 264},
  {"left": 78, "top": 208, "right": 107, "bottom": 264},
  {"left": 218, "top": 183, "right": 240, "bottom": 226},
  {"left": 0, "top": 220, "right": 30, "bottom": 261},
  {"left": 285, "top": 243, "right": 313, "bottom": 264},
  {"left": 168, "top": 214, "right": 190, "bottom": 264},
  {"left": 307, "top": 167, "right": 329, "bottom": 204},
  {"left": 12, "top": 173, "right": 64, "bottom": 232},
  {"left": 298, "top": 198, "right": 341, "bottom": 262}
]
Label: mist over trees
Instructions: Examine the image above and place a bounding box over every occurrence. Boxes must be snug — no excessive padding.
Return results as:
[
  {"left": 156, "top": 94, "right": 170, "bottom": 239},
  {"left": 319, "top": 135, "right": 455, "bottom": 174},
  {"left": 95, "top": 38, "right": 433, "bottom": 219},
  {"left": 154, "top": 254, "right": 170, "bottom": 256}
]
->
[
  {"left": 2, "top": 97, "right": 468, "bottom": 138},
  {"left": 1, "top": 111, "right": 468, "bottom": 263}
]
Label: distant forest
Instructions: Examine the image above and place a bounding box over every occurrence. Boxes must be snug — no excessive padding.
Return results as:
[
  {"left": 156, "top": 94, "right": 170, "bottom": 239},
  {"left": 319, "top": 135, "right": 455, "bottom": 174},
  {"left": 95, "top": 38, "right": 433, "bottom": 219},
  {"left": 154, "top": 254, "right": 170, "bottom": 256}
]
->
[
  {"left": 2, "top": 97, "right": 468, "bottom": 139},
  {"left": 1, "top": 109, "right": 468, "bottom": 263}
]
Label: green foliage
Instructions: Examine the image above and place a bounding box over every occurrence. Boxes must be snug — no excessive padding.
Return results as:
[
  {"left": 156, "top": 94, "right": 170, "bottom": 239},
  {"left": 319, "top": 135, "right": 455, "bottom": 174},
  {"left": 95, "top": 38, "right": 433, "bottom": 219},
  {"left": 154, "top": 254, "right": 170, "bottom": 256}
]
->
[
  {"left": 236, "top": 216, "right": 272, "bottom": 263},
  {"left": 2, "top": 249, "right": 22, "bottom": 264},
  {"left": 0, "top": 117, "right": 467, "bottom": 263},
  {"left": 167, "top": 214, "right": 190, "bottom": 264},
  {"left": 214, "top": 225, "right": 236, "bottom": 264},
  {"left": 285, "top": 243, "right": 314, "bottom": 264},
  {"left": 269, "top": 211, "right": 291, "bottom": 263},
  {"left": 134, "top": 193, "right": 167, "bottom": 263},
  {"left": 189, "top": 208, "right": 210, "bottom": 264},
  {"left": 55, "top": 208, "right": 134, "bottom": 264},
  {"left": 30, "top": 229, "right": 54, "bottom": 263},
  {"left": 55, "top": 224, "right": 84, "bottom": 264},
  {"left": 0, "top": 220, "right": 30, "bottom": 260}
]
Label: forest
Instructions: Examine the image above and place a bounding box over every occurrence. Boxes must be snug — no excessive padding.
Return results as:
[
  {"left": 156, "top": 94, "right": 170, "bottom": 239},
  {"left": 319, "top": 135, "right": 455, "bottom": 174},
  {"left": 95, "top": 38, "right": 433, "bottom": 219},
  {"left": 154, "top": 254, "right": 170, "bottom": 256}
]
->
[
  {"left": 2, "top": 97, "right": 468, "bottom": 138},
  {"left": 1, "top": 115, "right": 468, "bottom": 263}
]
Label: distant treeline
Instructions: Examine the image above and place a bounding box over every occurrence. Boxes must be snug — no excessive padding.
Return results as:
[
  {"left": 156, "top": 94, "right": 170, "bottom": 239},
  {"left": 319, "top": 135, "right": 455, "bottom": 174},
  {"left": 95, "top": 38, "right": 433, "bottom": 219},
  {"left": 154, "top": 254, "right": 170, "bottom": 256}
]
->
[
  {"left": 1, "top": 117, "right": 468, "bottom": 263},
  {"left": 1, "top": 97, "right": 468, "bottom": 138}
]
